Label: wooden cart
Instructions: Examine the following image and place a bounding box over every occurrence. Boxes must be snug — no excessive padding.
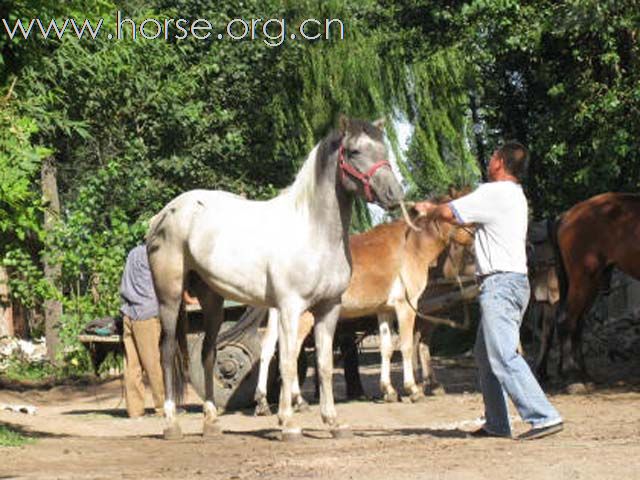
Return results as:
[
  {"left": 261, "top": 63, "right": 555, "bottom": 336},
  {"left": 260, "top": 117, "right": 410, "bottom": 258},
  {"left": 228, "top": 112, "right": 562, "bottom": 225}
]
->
[{"left": 79, "top": 278, "right": 479, "bottom": 411}]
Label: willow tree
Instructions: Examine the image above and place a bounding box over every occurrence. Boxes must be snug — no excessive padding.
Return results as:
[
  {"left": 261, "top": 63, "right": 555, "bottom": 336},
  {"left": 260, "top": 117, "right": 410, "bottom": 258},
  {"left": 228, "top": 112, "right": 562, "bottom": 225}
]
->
[
  {"left": 287, "top": 1, "right": 481, "bottom": 217},
  {"left": 401, "top": 49, "right": 481, "bottom": 197}
]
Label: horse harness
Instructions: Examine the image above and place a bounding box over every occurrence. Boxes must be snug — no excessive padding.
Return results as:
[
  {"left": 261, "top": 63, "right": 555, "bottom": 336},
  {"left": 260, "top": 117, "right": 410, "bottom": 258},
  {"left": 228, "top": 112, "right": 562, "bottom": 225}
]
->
[{"left": 337, "top": 144, "right": 391, "bottom": 203}]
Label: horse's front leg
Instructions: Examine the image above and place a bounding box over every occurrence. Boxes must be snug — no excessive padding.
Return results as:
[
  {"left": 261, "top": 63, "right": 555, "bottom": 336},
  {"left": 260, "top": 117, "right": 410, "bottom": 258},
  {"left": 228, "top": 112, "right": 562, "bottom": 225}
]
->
[
  {"left": 314, "top": 300, "right": 352, "bottom": 438},
  {"left": 291, "top": 312, "right": 314, "bottom": 412},
  {"left": 199, "top": 291, "right": 224, "bottom": 437},
  {"left": 254, "top": 308, "right": 279, "bottom": 416},
  {"left": 277, "top": 304, "right": 303, "bottom": 441}
]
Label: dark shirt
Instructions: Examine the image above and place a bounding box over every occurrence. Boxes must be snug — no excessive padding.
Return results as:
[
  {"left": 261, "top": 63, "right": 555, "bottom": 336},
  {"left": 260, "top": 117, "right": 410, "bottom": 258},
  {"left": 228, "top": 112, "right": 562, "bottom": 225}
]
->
[{"left": 119, "top": 245, "right": 159, "bottom": 321}]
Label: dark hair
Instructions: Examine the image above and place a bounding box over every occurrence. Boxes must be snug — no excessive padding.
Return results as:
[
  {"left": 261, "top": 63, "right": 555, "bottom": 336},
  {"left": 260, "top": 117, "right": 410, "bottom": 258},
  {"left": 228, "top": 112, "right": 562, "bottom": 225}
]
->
[{"left": 497, "top": 141, "right": 529, "bottom": 181}]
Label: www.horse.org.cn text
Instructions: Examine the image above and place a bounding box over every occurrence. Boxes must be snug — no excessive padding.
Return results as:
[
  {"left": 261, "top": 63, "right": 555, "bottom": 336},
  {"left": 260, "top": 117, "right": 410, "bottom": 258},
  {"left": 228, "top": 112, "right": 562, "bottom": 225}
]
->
[{"left": 1, "top": 12, "right": 346, "bottom": 47}]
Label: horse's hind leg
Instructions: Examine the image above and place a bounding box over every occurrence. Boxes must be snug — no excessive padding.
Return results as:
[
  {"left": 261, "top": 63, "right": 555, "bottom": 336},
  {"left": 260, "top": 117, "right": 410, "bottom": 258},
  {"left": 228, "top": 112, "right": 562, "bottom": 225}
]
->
[
  {"left": 195, "top": 281, "right": 224, "bottom": 437},
  {"left": 558, "top": 275, "right": 598, "bottom": 392},
  {"left": 149, "top": 253, "right": 185, "bottom": 440},
  {"left": 313, "top": 300, "right": 351, "bottom": 438},
  {"left": 158, "top": 299, "right": 184, "bottom": 439},
  {"left": 396, "top": 302, "right": 424, "bottom": 402},
  {"left": 416, "top": 322, "right": 443, "bottom": 395},
  {"left": 377, "top": 313, "right": 398, "bottom": 402}
]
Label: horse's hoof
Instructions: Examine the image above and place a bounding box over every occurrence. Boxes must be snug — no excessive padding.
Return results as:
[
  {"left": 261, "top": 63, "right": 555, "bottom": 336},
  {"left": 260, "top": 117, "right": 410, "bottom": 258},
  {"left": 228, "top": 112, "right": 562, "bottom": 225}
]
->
[
  {"left": 330, "top": 425, "right": 353, "bottom": 439},
  {"left": 254, "top": 403, "right": 272, "bottom": 417},
  {"left": 565, "top": 382, "right": 588, "bottom": 395},
  {"left": 409, "top": 391, "right": 428, "bottom": 403},
  {"left": 383, "top": 391, "right": 399, "bottom": 403},
  {"left": 163, "top": 425, "right": 183, "bottom": 441},
  {"left": 281, "top": 428, "right": 303, "bottom": 442},
  {"left": 428, "top": 385, "right": 446, "bottom": 396},
  {"left": 294, "top": 399, "right": 310, "bottom": 413},
  {"left": 203, "top": 421, "right": 223, "bottom": 437}
]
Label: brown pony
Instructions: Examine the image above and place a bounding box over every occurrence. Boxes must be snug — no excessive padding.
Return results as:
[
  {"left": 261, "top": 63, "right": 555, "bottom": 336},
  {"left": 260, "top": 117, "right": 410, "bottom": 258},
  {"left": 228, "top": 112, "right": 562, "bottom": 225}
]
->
[{"left": 550, "top": 192, "right": 640, "bottom": 387}]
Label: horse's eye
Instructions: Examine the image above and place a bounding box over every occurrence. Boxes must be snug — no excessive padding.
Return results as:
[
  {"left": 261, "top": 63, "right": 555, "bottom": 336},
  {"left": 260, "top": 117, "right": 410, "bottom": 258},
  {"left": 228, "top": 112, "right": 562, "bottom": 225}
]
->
[{"left": 348, "top": 149, "right": 360, "bottom": 157}]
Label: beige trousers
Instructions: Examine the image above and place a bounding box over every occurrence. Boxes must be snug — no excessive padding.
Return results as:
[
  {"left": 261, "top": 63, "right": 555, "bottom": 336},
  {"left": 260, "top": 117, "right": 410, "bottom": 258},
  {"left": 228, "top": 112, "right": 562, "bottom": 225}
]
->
[{"left": 123, "top": 316, "right": 164, "bottom": 417}]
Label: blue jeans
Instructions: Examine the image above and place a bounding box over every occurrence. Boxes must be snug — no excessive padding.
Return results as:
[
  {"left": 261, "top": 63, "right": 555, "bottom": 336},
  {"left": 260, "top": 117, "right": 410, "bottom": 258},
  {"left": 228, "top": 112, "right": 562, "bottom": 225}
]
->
[{"left": 475, "top": 272, "right": 562, "bottom": 435}]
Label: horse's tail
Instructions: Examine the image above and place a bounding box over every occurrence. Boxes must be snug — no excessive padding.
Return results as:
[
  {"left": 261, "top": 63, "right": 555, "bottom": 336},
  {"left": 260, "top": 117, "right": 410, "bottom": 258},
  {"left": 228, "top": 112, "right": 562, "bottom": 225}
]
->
[
  {"left": 548, "top": 215, "right": 568, "bottom": 308},
  {"left": 146, "top": 210, "right": 166, "bottom": 242},
  {"left": 172, "top": 299, "right": 189, "bottom": 406}
]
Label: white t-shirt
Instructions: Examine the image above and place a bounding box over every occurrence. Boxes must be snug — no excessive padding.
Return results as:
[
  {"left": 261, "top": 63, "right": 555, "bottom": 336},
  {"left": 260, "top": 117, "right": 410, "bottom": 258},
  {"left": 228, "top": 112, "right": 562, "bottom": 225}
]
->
[{"left": 449, "top": 181, "right": 528, "bottom": 276}]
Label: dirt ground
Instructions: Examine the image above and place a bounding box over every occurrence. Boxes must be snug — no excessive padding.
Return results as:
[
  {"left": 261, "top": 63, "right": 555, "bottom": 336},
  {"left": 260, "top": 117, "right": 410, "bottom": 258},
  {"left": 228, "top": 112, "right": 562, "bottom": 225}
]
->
[{"left": 1, "top": 354, "right": 640, "bottom": 480}]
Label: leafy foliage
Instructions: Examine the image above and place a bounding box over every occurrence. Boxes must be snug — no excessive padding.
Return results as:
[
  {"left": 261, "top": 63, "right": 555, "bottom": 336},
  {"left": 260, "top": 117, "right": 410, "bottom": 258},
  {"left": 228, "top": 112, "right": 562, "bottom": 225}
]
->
[{"left": 0, "top": 101, "right": 48, "bottom": 249}]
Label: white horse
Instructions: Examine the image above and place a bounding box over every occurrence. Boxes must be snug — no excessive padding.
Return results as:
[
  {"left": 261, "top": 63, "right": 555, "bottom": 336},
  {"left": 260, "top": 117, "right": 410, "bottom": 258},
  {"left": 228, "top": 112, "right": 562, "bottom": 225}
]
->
[
  {"left": 146, "top": 116, "right": 404, "bottom": 440},
  {"left": 254, "top": 210, "right": 474, "bottom": 414}
]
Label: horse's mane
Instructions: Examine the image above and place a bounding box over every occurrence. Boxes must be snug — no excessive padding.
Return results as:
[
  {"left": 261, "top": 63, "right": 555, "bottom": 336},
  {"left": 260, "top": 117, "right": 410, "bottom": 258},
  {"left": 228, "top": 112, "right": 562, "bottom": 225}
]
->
[
  {"left": 283, "top": 120, "right": 383, "bottom": 212},
  {"left": 282, "top": 130, "right": 340, "bottom": 211}
]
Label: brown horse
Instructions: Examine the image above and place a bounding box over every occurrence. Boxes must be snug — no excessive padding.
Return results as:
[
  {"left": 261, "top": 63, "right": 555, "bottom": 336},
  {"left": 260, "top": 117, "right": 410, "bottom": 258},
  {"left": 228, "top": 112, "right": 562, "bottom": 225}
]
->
[
  {"left": 525, "top": 219, "right": 561, "bottom": 381},
  {"left": 411, "top": 239, "right": 476, "bottom": 393},
  {"left": 549, "top": 192, "right": 640, "bottom": 387}
]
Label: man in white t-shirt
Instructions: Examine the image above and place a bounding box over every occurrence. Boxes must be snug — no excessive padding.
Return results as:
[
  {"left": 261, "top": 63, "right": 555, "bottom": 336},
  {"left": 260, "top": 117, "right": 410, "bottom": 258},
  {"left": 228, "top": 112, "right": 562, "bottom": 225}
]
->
[{"left": 416, "top": 142, "right": 563, "bottom": 440}]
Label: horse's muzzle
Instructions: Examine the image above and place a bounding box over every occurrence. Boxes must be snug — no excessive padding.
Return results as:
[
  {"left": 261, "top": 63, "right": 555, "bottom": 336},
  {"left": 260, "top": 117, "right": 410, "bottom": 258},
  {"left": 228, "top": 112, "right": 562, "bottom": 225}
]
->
[{"left": 375, "top": 182, "right": 405, "bottom": 210}]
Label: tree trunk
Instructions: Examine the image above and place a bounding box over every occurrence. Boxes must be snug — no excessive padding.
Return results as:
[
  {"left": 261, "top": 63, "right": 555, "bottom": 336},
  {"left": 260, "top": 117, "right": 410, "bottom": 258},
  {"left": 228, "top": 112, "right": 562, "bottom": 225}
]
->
[
  {"left": 469, "top": 93, "right": 488, "bottom": 182},
  {"left": 41, "top": 156, "right": 62, "bottom": 362},
  {"left": 0, "top": 265, "right": 13, "bottom": 337}
]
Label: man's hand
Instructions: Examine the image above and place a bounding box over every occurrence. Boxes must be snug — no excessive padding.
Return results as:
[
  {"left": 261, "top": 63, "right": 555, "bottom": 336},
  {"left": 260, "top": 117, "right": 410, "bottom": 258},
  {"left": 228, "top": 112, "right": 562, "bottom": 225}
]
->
[
  {"left": 415, "top": 201, "right": 437, "bottom": 217},
  {"left": 415, "top": 200, "right": 457, "bottom": 224},
  {"left": 183, "top": 289, "right": 199, "bottom": 305}
]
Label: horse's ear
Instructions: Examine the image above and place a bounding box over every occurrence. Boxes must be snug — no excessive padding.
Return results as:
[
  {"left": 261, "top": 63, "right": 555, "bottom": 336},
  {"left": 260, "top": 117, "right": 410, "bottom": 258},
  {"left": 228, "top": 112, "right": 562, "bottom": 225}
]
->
[
  {"left": 448, "top": 185, "right": 457, "bottom": 198},
  {"left": 338, "top": 114, "right": 349, "bottom": 134},
  {"left": 372, "top": 117, "right": 386, "bottom": 131}
]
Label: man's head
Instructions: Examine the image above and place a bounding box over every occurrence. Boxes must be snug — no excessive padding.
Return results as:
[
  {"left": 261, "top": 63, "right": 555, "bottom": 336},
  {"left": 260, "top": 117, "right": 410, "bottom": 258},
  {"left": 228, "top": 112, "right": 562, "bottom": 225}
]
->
[{"left": 487, "top": 141, "right": 529, "bottom": 182}]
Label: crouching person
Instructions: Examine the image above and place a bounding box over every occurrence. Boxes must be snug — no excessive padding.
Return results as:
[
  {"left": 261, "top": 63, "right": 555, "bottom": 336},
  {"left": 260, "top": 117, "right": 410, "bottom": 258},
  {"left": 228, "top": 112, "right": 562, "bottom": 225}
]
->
[{"left": 120, "top": 244, "right": 164, "bottom": 418}]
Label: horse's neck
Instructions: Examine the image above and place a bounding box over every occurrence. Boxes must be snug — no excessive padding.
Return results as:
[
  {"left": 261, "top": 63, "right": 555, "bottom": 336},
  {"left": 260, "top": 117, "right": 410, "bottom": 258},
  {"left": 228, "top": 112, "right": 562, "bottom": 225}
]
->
[
  {"left": 309, "top": 166, "right": 353, "bottom": 248},
  {"left": 288, "top": 146, "right": 353, "bottom": 249},
  {"left": 407, "top": 228, "right": 449, "bottom": 278}
]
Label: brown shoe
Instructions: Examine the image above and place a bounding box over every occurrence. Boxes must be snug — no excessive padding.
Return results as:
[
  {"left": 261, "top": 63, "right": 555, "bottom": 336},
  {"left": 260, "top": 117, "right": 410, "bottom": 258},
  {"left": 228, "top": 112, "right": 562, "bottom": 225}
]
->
[{"left": 467, "top": 427, "right": 512, "bottom": 439}]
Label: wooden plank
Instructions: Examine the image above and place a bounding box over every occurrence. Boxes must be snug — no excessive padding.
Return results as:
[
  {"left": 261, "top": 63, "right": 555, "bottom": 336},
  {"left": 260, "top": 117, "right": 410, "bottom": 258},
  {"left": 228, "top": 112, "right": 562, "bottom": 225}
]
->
[
  {"left": 428, "top": 276, "right": 476, "bottom": 286},
  {"left": 422, "top": 284, "right": 479, "bottom": 313},
  {"left": 185, "top": 299, "right": 245, "bottom": 312},
  {"left": 78, "top": 334, "right": 122, "bottom": 344}
]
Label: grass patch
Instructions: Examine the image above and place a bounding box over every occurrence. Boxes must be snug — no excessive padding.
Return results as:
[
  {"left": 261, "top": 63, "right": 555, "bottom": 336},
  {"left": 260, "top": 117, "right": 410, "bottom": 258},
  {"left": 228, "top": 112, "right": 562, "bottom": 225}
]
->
[
  {"left": 3, "top": 359, "right": 59, "bottom": 383},
  {"left": 0, "top": 424, "right": 33, "bottom": 447},
  {"left": 0, "top": 348, "right": 119, "bottom": 384}
]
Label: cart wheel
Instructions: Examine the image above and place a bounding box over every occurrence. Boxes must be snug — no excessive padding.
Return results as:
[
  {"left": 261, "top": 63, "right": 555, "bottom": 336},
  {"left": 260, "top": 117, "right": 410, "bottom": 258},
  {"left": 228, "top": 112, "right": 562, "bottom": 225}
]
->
[{"left": 187, "top": 307, "right": 268, "bottom": 411}]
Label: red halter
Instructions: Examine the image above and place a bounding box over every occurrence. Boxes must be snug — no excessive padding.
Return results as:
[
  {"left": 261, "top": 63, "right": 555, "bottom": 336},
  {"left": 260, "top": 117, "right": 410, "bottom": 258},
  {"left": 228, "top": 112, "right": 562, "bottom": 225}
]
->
[{"left": 338, "top": 145, "right": 391, "bottom": 203}]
